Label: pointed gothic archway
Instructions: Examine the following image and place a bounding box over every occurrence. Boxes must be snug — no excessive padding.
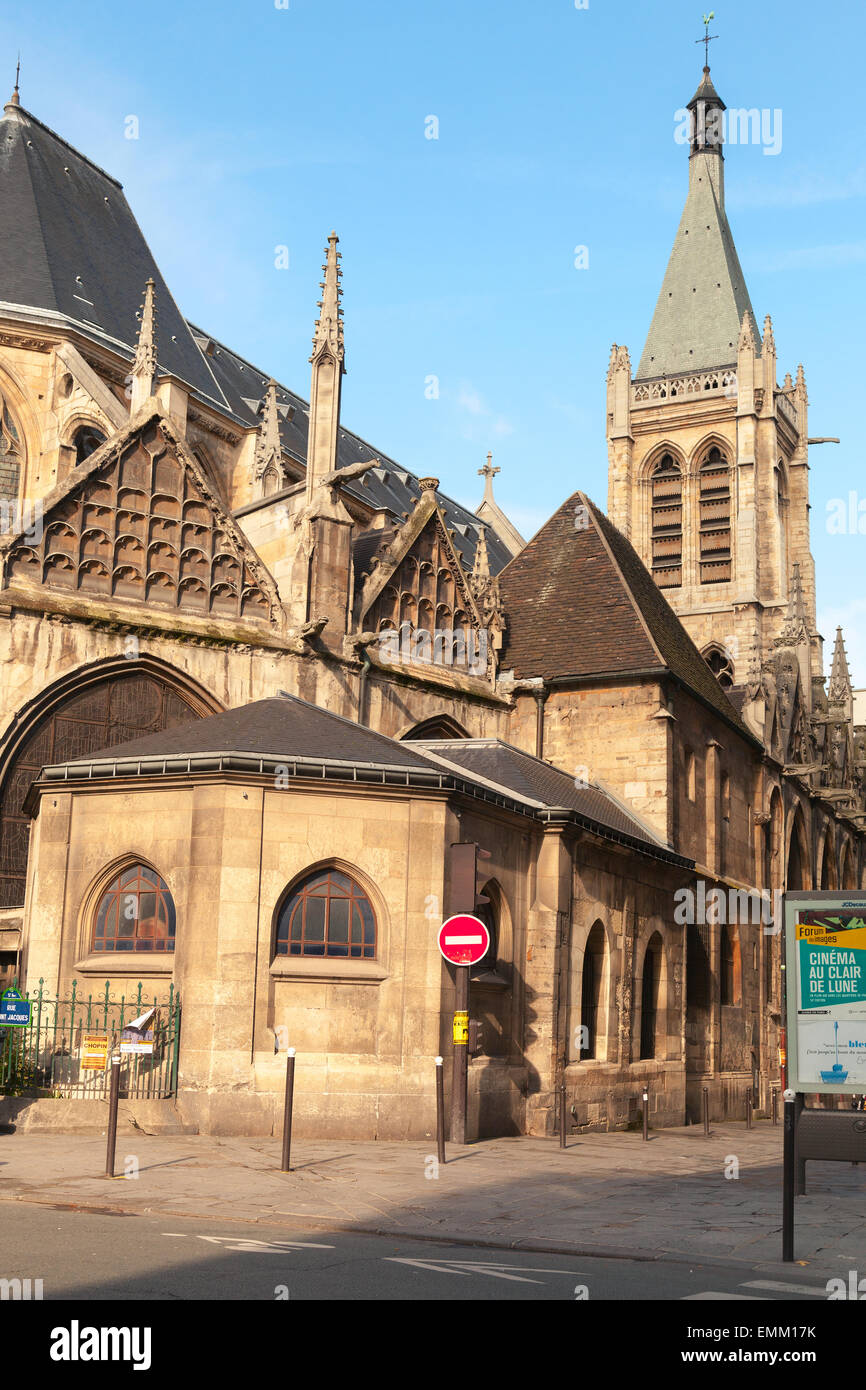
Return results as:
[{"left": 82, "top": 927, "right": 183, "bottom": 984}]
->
[{"left": 0, "top": 657, "right": 222, "bottom": 908}]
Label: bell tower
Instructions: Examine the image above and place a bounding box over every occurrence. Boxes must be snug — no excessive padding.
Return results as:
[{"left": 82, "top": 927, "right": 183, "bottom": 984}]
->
[{"left": 606, "top": 60, "right": 819, "bottom": 686}]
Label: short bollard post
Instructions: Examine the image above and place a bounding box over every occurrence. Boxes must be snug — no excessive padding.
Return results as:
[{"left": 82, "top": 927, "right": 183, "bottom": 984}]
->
[
  {"left": 746, "top": 1090, "right": 753, "bottom": 1130},
  {"left": 280, "top": 1047, "right": 296, "bottom": 1173},
  {"left": 642, "top": 1087, "right": 649, "bottom": 1141},
  {"left": 782, "top": 1089, "right": 796, "bottom": 1261},
  {"left": 772, "top": 1088, "right": 778, "bottom": 1126},
  {"left": 702, "top": 1086, "right": 710, "bottom": 1136},
  {"left": 104, "top": 1053, "right": 122, "bottom": 1178},
  {"left": 559, "top": 1084, "right": 567, "bottom": 1150},
  {"left": 435, "top": 1056, "right": 446, "bottom": 1166}
]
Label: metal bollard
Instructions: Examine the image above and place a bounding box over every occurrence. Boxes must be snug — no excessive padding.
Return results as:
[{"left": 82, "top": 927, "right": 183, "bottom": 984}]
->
[
  {"left": 280, "top": 1047, "right": 296, "bottom": 1173},
  {"left": 435, "top": 1056, "right": 446, "bottom": 1165},
  {"left": 746, "top": 1090, "right": 753, "bottom": 1130},
  {"left": 782, "top": 1091, "right": 796, "bottom": 1261},
  {"left": 642, "top": 1088, "right": 649, "bottom": 1141},
  {"left": 559, "top": 1084, "right": 567, "bottom": 1150},
  {"left": 772, "top": 1088, "right": 778, "bottom": 1126},
  {"left": 702, "top": 1086, "right": 709, "bottom": 1136},
  {"left": 104, "top": 1054, "right": 122, "bottom": 1178}
]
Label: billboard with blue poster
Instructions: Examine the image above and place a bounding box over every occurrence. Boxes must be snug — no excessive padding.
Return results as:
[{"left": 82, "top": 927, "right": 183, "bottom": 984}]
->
[{"left": 785, "top": 892, "right": 866, "bottom": 1094}]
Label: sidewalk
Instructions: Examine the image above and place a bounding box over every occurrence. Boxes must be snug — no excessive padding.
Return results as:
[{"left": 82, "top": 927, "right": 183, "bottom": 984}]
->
[{"left": 2, "top": 1120, "right": 865, "bottom": 1278}]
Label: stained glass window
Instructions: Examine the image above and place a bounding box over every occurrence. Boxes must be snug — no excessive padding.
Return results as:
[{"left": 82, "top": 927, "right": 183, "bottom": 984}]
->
[
  {"left": 92, "top": 863, "right": 175, "bottom": 953},
  {"left": 275, "top": 870, "right": 376, "bottom": 959}
]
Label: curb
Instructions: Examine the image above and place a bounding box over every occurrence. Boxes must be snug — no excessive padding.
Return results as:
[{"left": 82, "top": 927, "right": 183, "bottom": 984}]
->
[{"left": 0, "top": 1189, "right": 831, "bottom": 1277}]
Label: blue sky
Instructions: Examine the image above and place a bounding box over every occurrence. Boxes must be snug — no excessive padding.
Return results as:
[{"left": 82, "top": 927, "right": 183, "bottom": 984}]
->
[{"left": 3, "top": 0, "right": 865, "bottom": 677}]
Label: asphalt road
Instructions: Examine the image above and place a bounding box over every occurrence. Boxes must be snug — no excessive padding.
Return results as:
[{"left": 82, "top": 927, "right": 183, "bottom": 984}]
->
[{"left": 0, "top": 1204, "right": 842, "bottom": 1301}]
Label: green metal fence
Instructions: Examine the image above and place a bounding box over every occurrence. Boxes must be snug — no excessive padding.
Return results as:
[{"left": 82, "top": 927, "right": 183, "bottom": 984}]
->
[{"left": 0, "top": 979, "right": 181, "bottom": 1100}]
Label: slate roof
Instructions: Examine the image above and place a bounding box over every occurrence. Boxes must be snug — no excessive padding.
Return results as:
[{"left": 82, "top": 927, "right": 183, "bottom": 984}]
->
[
  {"left": 57, "top": 694, "right": 437, "bottom": 770},
  {"left": 636, "top": 71, "right": 760, "bottom": 380},
  {"left": 0, "top": 99, "right": 510, "bottom": 579},
  {"left": 29, "top": 692, "right": 691, "bottom": 865},
  {"left": 498, "top": 491, "right": 760, "bottom": 744},
  {"left": 415, "top": 738, "right": 672, "bottom": 852}
]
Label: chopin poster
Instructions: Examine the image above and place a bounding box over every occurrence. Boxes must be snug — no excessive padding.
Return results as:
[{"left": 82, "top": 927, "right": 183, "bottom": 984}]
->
[{"left": 785, "top": 893, "right": 866, "bottom": 1094}]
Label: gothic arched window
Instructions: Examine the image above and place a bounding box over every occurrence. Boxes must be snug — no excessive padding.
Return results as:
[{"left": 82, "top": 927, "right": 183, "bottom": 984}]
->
[
  {"left": 580, "top": 922, "right": 606, "bottom": 1060},
  {"left": 650, "top": 454, "right": 682, "bottom": 589},
  {"left": 639, "top": 934, "right": 664, "bottom": 1060},
  {"left": 92, "top": 863, "right": 176, "bottom": 953},
  {"left": 0, "top": 391, "right": 23, "bottom": 508},
  {"left": 0, "top": 668, "right": 208, "bottom": 908},
  {"left": 274, "top": 868, "right": 377, "bottom": 959},
  {"left": 703, "top": 644, "right": 735, "bottom": 689},
  {"left": 699, "top": 446, "right": 731, "bottom": 583},
  {"left": 73, "top": 425, "right": 107, "bottom": 465}
]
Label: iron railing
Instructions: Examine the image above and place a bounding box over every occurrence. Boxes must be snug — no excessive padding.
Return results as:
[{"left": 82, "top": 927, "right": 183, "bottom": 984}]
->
[{"left": 0, "top": 979, "right": 180, "bottom": 1099}]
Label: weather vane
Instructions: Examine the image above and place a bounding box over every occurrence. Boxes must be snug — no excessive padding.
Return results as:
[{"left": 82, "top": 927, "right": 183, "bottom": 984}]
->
[{"left": 696, "top": 12, "right": 718, "bottom": 66}]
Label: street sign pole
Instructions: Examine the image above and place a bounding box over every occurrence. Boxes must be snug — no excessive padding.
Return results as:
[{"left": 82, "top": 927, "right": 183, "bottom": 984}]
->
[{"left": 451, "top": 964, "right": 469, "bottom": 1144}]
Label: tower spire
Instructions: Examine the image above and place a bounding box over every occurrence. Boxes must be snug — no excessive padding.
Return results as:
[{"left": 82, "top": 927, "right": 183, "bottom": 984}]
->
[
  {"left": 129, "top": 277, "right": 157, "bottom": 414},
  {"left": 306, "top": 232, "right": 345, "bottom": 502},
  {"left": 311, "top": 231, "right": 345, "bottom": 368},
  {"left": 9, "top": 54, "right": 20, "bottom": 107}
]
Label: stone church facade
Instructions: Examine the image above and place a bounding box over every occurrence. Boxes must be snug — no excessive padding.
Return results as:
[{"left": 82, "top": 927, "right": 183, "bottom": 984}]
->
[{"left": 1, "top": 64, "right": 863, "bottom": 1137}]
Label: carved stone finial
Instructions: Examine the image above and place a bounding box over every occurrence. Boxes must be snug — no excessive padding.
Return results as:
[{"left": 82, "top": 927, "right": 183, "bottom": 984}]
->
[
  {"left": 310, "top": 231, "right": 345, "bottom": 367},
  {"left": 130, "top": 278, "right": 157, "bottom": 413},
  {"left": 253, "top": 379, "right": 287, "bottom": 496},
  {"left": 418, "top": 476, "right": 439, "bottom": 492},
  {"left": 828, "top": 626, "right": 852, "bottom": 705}
]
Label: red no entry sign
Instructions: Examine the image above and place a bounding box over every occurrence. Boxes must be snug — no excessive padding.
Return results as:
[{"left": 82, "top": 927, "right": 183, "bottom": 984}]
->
[{"left": 438, "top": 914, "right": 490, "bottom": 966}]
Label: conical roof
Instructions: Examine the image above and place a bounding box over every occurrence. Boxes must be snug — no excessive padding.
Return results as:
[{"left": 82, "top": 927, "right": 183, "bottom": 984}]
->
[{"left": 636, "top": 68, "right": 760, "bottom": 380}]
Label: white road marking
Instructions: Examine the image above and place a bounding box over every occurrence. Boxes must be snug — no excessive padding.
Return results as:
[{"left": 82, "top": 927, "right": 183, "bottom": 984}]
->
[
  {"left": 742, "top": 1279, "right": 828, "bottom": 1297},
  {"left": 162, "top": 1233, "right": 334, "bottom": 1253},
  {"left": 682, "top": 1292, "right": 768, "bottom": 1300},
  {"left": 385, "top": 1257, "right": 579, "bottom": 1284}
]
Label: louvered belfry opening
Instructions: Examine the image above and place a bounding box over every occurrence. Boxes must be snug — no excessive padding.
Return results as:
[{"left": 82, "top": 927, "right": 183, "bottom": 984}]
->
[
  {"left": 699, "top": 446, "right": 732, "bottom": 584},
  {"left": 650, "top": 453, "right": 682, "bottom": 589}
]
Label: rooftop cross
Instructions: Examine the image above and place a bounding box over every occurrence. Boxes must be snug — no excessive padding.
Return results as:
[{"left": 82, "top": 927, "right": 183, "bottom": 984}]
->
[
  {"left": 695, "top": 12, "right": 718, "bottom": 67},
  {"left": 478, "top": 452, "right": 500, "bottom": 483}
]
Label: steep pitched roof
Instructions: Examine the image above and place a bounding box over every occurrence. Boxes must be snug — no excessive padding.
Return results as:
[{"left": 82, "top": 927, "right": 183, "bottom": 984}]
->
[
  {"left": 499, "top": 491, "right": 759, "bottom": 743},
  {"left": 415, "top": 738, "right": 672, "bottom": 851},
  {"left": 0, "top": 102, "right": 229, "bottom": 407},
  {"left": 636, "top": 150, "right": 760, "bottom": 379},
  {"left": 0, "top": 99, "right": 510, "bottom": 581}
]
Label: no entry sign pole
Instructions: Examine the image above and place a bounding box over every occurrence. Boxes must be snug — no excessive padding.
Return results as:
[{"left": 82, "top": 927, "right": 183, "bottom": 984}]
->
[
  {"left": 452, "top": 963, "right": 469, "bottom": 1144},
  {"left": 439, "top": 908, "right": 490, "bottom": 1146}
]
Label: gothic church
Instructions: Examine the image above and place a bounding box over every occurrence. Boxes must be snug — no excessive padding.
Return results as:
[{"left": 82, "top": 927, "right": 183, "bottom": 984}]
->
[{"left": 1, "top": 62, "right": 862, "bottom": 1137}]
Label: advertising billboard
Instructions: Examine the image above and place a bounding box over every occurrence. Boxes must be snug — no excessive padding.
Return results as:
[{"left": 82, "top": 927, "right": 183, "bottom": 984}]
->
[{"left": 785, "top": 892, "right": 866, "bottom": 1095}]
